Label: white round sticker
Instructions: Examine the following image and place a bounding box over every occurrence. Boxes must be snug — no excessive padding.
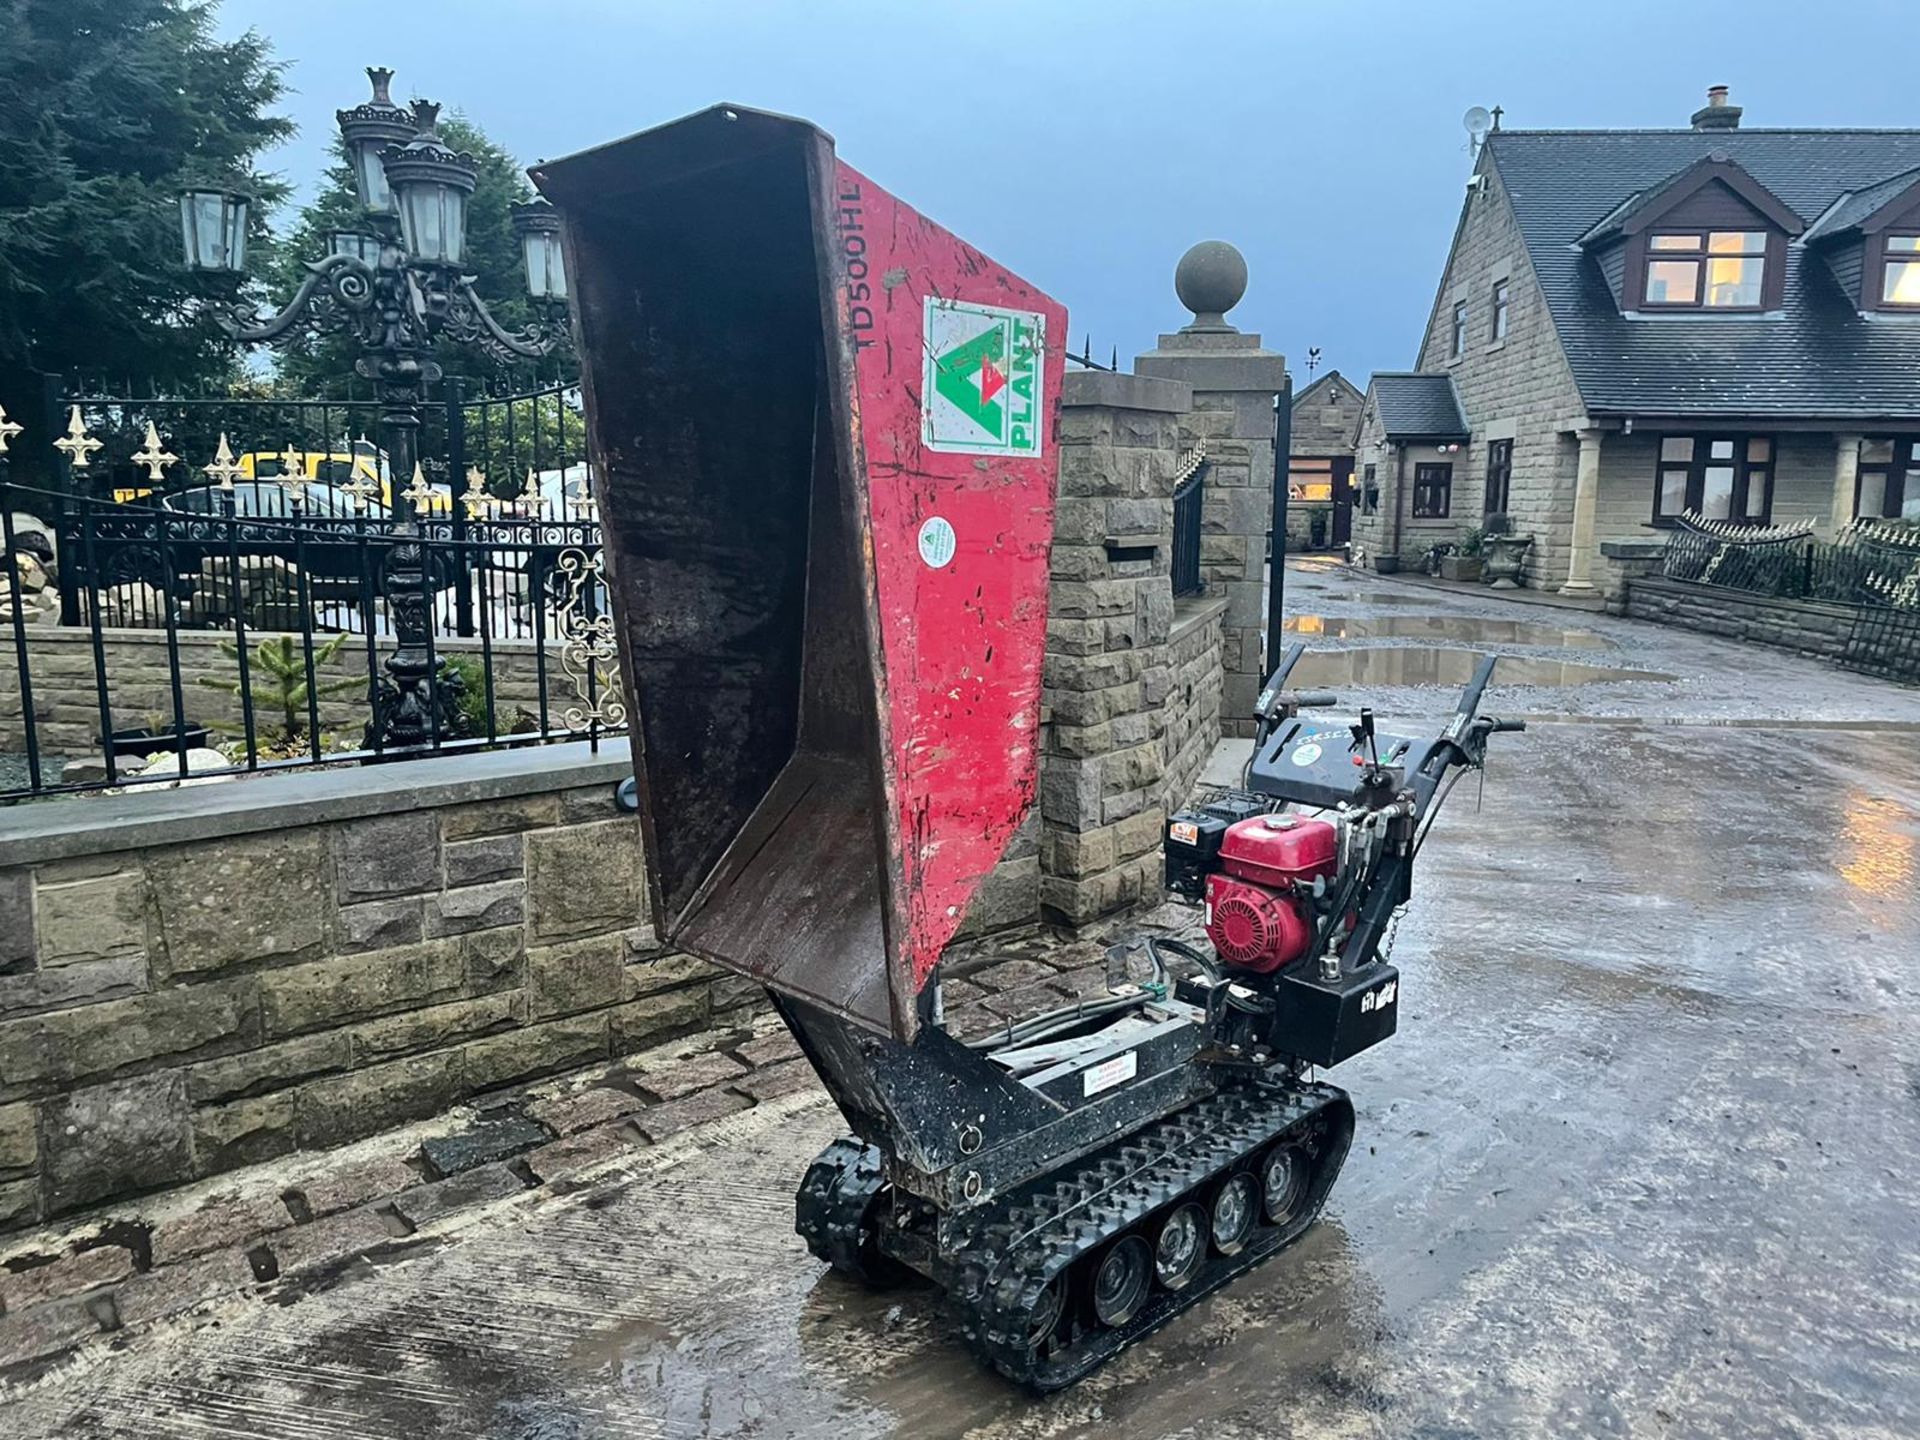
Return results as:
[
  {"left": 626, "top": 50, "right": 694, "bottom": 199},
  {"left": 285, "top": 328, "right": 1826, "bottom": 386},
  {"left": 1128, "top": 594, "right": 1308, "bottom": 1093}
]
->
[
  {"left": 1291, "top": 741, "right": 1323, "bottom": 767},
  {"left": 918, "top": 516, "right": 957, "bottom": 569}
]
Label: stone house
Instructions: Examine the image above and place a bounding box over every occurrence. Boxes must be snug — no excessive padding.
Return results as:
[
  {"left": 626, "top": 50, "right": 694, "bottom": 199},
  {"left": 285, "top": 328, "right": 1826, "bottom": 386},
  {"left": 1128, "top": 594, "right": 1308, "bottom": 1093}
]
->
[
  {"left": 1287, "top": 369, "right": 1362, "bottom": 549},
  {"left": 1349, "top": 85, "right": 1920, "bottom": 601}
]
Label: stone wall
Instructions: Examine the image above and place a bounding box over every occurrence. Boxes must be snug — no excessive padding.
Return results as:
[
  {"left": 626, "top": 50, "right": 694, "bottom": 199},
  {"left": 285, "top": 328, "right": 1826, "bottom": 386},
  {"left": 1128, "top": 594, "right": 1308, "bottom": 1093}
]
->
[
  {"left": 0, "top": 744, "right": 743, "bottom": 1234},
  {"left": 1291, "top": 372, "right": 1363, "bottom": 457},
  {"left": 1038, "top": 371, "right": 1196, "bottom": 925},
  {"left": 1162, "top": 599, "right": 1227, "bottom": 812},
  {"left": 0, "top": 628, "right": 575, "bottom": 760},
  {"left": 1597, "top": 539, "right": 1667, "bottom": 613},
  {"left": 1138, "top": 332, "right": 1287, "bottom": 736},
  {"left": 1623, "top": 576, "right": 1859, "bottom": 661}
]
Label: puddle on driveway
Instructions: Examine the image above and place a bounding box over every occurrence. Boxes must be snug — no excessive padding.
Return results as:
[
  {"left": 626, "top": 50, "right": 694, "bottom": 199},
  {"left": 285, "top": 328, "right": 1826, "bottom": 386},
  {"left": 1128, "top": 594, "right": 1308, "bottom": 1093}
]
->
[
  {"left": 1292, "top": 647, "right": 1675, "bottom": 688},
  {"left": 1284, "top": 614, "right": 1614, "bottom": 649}
]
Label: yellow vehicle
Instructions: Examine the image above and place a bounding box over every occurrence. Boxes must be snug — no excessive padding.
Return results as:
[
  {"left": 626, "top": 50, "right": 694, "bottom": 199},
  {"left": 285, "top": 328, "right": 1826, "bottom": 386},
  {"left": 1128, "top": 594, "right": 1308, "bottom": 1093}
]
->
[{"left": 111, "top": 441, "right": 449, "bottom": 514}]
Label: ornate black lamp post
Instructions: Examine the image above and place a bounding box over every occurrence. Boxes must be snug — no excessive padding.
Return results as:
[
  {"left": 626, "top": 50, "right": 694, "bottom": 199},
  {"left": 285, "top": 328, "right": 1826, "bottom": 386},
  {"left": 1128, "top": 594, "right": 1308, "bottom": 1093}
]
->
[{"left": 176, "top": 67, "right": 568, "bottom": 748}]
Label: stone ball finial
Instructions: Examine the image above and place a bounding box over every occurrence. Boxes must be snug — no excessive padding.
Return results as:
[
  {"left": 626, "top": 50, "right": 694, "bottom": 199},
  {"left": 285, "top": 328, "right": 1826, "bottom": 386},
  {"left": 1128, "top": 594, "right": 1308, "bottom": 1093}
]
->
[{"left": 1175, "top": 240, "right": 1248, "bottom": 332}]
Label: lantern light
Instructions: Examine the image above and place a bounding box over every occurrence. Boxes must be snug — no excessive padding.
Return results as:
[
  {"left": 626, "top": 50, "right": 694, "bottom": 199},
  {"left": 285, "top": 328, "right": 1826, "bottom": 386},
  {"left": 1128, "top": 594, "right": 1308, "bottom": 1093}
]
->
[
  {"left": 177, "top": 188, "right": 251, "bottom": 274},
  {"left": 510, "top": 201, "right": 568, "bottom": 302},
  {"left": 335, "top": 66, "right": 415, "bottom": 216},
  {"left": 381, "top": 101, "right": 478, "bottom": 270}
]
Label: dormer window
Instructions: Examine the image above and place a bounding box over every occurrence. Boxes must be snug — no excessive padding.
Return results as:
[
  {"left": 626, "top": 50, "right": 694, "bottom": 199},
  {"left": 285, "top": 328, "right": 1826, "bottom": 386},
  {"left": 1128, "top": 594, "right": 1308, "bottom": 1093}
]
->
[
  {"left": 1643, "top": 230, "right": 1768, "bottom": 308},
  {"left": 1881, "top": 234, "right": 1920, "bottom": 306},
  {"left": 1579, "top": 155, "right": 1801, "bottom": 315}
]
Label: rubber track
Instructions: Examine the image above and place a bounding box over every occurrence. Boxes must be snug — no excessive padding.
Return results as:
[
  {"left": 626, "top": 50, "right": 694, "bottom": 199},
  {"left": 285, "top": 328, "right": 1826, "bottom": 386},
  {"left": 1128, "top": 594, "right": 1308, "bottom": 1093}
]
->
[
  {"left": 950, "top": 1079, "right": 1352, "bottom": 1391},
  {"left": 795, "top": 1136, "right": 891, "bottom": 1283}
]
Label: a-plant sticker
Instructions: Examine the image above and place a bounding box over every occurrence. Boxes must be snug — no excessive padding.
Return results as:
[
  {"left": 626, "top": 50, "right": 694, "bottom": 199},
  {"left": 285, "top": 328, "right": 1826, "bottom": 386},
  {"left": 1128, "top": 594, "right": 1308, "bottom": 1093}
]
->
[
  {"left": 918, "top": 516, "right": 957, "bottom": 568},
  {"left": 922, "top": 298, "right": 1044, "bottom": 458}
]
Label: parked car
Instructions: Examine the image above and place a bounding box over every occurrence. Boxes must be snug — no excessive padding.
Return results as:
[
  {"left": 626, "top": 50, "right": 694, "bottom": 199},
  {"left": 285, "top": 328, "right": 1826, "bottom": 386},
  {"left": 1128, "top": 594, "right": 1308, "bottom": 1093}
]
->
[{"left": 70, "top": 483, "right": 458, "bottom": 602}]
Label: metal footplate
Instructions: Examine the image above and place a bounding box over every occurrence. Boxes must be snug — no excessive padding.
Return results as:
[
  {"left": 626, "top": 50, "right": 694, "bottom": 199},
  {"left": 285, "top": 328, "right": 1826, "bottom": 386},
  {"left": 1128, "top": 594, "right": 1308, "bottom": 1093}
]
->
[
  {"left": 945, "top": 1079, "right": 1355, "bottom": 1391},
  {"left": 795, "top": 1136, "right": 898, "bottom": 1286}
]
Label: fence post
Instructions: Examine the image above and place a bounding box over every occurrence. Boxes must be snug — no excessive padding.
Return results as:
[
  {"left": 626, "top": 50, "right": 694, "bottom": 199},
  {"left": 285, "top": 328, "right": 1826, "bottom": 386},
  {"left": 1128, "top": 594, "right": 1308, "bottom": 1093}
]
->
[
  {"left": 447, "top": 379, "right": 474, "bottom": 638},
  {"left": 43, "top": 374, "right": 82, "bottom": 627}
]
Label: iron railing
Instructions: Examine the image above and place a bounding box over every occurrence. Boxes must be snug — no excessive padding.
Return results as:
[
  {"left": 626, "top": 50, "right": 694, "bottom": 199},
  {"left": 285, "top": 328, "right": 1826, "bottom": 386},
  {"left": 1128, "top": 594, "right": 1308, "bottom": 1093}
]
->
[
  {"left": 1660, "top": 511, "right": 1920, "bottom": 606},
  {"left": 1658, "top": 510, "right": 1920, "bottom": 682},
  {"left": 1170, "top": 442, "right": 1209, "bottom": 599},
  {"left": 0, "top": 481, "right": 619, "bottom": 800},
  {"left": 0, "top": 379, "right": 620, "bottom": 802}
]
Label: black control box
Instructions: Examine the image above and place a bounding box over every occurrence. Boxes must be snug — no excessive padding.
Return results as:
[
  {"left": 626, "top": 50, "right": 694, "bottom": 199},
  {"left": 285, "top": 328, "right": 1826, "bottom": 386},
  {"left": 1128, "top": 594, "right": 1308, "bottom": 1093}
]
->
[{"left": 1268, "top": 962, "right": 1400, "bottom": 1067}]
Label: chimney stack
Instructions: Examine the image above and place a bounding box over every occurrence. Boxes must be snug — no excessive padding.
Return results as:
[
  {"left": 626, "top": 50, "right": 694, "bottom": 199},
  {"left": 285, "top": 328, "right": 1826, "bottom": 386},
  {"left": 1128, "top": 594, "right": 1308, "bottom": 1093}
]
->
[{"left": 1691, "top": 85, "right": 1742, "bottom": 131}]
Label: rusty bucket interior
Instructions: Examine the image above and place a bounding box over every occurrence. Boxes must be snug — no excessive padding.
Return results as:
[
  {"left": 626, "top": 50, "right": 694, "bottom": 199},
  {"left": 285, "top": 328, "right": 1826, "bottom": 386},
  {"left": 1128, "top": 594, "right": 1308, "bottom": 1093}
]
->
[{"left": 534, "top": 110, "right": 899, "bottom": 1036}]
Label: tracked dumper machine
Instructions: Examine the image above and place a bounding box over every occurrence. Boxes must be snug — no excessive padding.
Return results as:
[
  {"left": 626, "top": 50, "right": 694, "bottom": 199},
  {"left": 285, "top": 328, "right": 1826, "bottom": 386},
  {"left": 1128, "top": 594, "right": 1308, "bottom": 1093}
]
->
[{"left": 533, "top": 105, "right": 1521, "bottom": 1391}]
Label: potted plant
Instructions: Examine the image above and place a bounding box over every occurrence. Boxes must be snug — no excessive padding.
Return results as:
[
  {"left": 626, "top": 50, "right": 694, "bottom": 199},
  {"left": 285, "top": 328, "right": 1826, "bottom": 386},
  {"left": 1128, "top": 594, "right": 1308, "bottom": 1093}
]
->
[
  {"left": 1372, "top": 551, "right": 1402, "bottom": 574},
  {"left": 1441, "top": 527, "right": 1485, "bottom": 582},
  {"left": 1481, "top": 512, "right": 1533, "bottom": 589}
]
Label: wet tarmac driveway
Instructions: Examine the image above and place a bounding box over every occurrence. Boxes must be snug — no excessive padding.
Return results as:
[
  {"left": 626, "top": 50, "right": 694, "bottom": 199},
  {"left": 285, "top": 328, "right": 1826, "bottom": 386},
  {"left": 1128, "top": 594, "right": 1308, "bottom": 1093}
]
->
[{"left": 8, "top": 569, "right": 1920, "bottom": 1438}]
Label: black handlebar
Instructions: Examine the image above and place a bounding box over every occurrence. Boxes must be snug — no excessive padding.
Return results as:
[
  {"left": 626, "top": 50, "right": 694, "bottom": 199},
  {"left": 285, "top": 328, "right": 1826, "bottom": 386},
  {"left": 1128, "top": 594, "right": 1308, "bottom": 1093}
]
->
[
  {"left": 1289, "top": 691, "right": 1340, "bottom": 708},
  {"left": 1484, "top": 717, "right": 1527, "bottom": 734},
  {"left": 1453, "top": 654, "right": 1500, "bottom": 722}
]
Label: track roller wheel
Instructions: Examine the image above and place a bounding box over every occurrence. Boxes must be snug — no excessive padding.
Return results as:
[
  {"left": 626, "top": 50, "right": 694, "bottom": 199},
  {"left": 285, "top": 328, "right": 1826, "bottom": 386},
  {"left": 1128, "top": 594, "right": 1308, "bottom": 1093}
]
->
[
  {"left": 1089, "top": 1235, "right": 1152, "bottom": 1328},
  {"left": 1261, "top": 1142, "right": 1310, "bottom": 1226},
  {"left": 1153, "top": 1203, "right": 1207, "bottom": 1292},
  {"left": 1026, "top": 1275, "right": 1067, "bottom": 1345},
  {"left": 1210, "top": 1172, "right": 1258, "bottom": 1255}
]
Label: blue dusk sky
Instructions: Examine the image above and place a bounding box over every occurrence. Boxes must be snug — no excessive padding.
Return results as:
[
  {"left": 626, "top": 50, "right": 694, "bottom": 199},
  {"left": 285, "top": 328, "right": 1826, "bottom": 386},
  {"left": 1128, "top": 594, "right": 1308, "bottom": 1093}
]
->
[{"left": 219, "top": 0, "right": 1920, "bottom": 385}]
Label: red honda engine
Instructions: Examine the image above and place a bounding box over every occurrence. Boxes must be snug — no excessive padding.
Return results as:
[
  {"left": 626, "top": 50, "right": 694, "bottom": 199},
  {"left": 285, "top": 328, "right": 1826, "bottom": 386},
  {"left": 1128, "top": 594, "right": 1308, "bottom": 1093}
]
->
[{"left": 1203, "top": 814, "right": 1338, "bottom": 972}]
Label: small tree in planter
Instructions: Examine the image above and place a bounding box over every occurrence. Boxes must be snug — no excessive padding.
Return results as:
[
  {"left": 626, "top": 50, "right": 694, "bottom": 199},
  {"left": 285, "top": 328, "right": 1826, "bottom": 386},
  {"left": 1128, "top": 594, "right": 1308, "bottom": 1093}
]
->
[{"left": 197, "top": 633, "right": 364, "bottom": 758}]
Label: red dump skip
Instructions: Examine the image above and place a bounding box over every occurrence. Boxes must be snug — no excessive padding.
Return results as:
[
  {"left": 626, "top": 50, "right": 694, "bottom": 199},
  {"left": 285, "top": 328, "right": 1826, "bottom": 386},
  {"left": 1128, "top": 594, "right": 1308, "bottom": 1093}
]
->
[{"left": 831, "top": 160, "right": 1067, "bottom": 989}]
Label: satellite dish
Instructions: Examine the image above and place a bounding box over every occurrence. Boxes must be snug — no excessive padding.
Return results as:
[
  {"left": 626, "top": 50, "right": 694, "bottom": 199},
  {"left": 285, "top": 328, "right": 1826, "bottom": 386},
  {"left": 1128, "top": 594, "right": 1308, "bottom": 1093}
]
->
[{"left": 1463, "top": 106, "right": 1493, "bottom": 146}]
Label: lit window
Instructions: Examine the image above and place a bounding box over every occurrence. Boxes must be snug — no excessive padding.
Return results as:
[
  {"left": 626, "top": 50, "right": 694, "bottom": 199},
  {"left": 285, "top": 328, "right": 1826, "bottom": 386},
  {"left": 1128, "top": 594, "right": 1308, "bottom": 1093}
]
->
[
  {"left": 1642, "top": 231, "right": 1768, "bottom": 309},
  {"left": 1490, "top": 280, "right": 1510, "bottom": 341},
  {"left": 1451, "top": 302, "right": 1468, "bottom": 357},
  {"left": 1882, "top": 234, "right": 1920, "bottom": 306},
  {"left": 1651, "top": 433, "right": 1773, "bottom": 524},
  {"left": 1289, "top": 457, "right": 1335, "bottom": 502}
]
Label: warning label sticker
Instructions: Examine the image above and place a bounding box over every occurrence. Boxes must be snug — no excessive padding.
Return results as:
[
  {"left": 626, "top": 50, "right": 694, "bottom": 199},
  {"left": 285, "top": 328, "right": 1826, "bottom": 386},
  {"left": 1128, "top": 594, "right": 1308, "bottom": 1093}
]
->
[
  {"left": 922, "top": 298, "right": 1045, "bottom": 458},
  {"left": 1082, "top": 1049, "right": 1138, "bottom": 1098}
]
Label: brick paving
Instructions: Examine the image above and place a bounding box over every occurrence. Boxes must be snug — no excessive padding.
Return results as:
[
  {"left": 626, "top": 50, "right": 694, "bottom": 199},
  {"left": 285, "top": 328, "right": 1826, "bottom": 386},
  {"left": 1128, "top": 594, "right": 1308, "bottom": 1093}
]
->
[{"left": 0, "top": 912, "right": 1199, "bottom": 1378}]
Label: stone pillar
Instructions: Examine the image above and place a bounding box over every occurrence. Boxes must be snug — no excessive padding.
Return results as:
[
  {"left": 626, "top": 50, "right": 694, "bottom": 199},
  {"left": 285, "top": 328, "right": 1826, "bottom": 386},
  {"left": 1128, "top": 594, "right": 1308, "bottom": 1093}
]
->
[
  {"left": 1560, "top": 426, "right": 1604, "bottom": 596},
  {"left": 1831, "top": 434, "right": 1863, "bottom": 535},
  {"left": 1134, "top": 242, "right": 1287, "bottom": 736},
  {"left": 1038, "top": 368, "right": 1192, "bottom": 926}
]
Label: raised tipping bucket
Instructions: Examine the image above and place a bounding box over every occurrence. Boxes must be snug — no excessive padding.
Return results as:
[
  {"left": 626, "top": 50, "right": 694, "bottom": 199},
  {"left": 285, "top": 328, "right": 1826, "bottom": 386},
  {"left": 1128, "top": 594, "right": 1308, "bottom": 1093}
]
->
[{"left": 533, "top": 106, "right": 1066, "bottom": 1040}]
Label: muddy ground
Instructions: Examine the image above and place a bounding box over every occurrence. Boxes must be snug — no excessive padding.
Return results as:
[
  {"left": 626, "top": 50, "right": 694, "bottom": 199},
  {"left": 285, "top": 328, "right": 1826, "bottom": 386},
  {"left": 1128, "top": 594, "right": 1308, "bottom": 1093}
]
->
[{"left": 7, "top": 565, "right": 1919, "bottom": 1438}]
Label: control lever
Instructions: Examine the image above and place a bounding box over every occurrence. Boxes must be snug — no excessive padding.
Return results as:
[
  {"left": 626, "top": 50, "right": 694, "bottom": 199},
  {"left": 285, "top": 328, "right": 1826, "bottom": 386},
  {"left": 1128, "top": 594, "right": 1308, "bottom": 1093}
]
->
[{"left": 1350, "top": 708, "right": 1381, "bottom": 768}]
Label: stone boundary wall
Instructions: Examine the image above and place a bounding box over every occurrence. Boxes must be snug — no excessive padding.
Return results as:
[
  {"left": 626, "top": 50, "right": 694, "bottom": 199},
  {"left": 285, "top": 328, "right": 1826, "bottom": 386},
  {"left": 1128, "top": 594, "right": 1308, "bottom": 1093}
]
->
[
  {"left": 1598, "top": 539, "right": 1667, "bottom": 614},
  {"left": 0, "top": 628, "right": 574, "bottom": 759},
  {"left": 1624, "top": 576, "right": 1856, "bottom": 661},
  {"left": 0, "top": 744, "right": 750, "bottom": 1235}
]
